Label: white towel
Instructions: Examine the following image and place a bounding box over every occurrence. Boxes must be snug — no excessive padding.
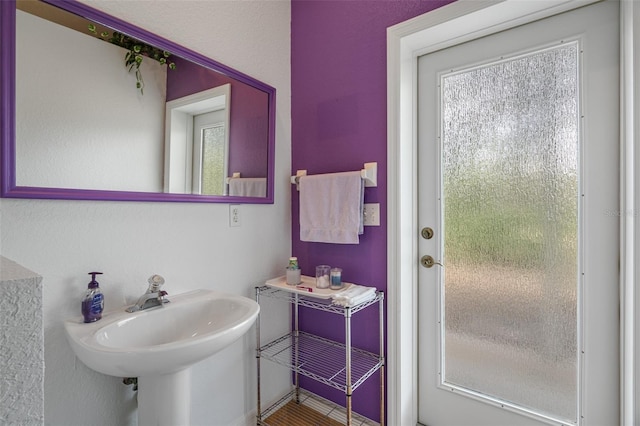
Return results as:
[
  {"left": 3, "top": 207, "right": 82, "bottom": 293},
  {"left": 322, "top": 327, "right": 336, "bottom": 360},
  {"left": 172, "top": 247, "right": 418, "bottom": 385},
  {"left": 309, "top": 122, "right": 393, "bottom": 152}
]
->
[
  {"left": 228, "top": 177, "right": 266, "bottom": 197},
  {"left": 299, "top": 171, "right": 364, "bottom": 244},
  {"left": 331, "top": 284, "right": 377, "bottom": 307}
]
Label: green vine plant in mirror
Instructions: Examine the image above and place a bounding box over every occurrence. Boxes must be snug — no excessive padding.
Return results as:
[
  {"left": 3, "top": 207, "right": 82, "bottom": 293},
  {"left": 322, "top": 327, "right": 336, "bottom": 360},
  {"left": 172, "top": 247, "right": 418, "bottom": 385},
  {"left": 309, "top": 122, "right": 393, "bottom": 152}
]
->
[{"left": 88, "top": 24, "right": 176, "bottom": 94}]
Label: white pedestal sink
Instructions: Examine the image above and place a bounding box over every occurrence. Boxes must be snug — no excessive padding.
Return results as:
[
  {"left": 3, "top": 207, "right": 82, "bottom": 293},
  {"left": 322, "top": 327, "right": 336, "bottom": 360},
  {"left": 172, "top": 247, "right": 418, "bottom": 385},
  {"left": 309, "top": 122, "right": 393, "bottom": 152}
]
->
[{"left": 64, "top": 289, "right": 259, "bottom": 425}]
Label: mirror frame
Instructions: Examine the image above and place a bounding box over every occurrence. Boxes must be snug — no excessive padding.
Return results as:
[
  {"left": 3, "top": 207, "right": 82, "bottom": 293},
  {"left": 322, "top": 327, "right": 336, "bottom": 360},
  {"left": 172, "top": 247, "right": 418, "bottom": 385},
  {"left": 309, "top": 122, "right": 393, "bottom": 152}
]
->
[{"left": 0, "top": 0, "right": 276, "bottom": 203}]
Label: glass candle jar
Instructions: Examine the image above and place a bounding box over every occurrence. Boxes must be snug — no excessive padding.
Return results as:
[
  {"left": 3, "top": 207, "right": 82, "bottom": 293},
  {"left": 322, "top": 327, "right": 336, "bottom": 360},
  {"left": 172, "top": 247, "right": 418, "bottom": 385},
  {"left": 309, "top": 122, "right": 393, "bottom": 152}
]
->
[
  {"left": 330, "top": 267, "right": 343, "bottom": 290},
  {"left": 315, "top": 265, "right": 331, "bottom": 289}
]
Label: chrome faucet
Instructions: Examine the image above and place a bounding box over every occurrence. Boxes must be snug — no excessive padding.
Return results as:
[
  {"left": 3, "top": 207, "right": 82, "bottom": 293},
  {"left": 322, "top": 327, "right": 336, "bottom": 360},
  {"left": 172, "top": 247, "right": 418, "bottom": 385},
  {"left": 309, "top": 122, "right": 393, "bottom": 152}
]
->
[{"left": 126, "top": 275, "right": 170, "bottom": 313}]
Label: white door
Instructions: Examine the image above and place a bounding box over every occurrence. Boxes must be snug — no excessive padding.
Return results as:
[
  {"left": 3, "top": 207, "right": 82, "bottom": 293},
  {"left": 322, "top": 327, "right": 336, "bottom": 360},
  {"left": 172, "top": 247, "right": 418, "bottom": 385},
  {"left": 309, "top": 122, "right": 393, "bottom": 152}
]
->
[{"left": 417, "top": 2, "right": 619, "bottom": 425}]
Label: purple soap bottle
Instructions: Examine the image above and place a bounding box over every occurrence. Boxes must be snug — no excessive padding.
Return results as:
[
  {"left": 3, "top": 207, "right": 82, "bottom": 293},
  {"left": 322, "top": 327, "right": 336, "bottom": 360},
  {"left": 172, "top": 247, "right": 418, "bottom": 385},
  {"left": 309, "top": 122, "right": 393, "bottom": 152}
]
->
[{"left": 81, "top": 272, "right": 104, "bottom": 323}]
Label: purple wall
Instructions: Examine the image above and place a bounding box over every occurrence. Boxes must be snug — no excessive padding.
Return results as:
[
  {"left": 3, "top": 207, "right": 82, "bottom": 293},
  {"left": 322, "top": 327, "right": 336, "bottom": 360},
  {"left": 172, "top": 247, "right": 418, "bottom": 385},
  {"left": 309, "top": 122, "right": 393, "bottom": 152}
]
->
[
  {"left": 291, "top": 0, "right": 453, "bottom": 421},
  {"left": 166, "top": 57, "right": 269, "bottom": 178}
]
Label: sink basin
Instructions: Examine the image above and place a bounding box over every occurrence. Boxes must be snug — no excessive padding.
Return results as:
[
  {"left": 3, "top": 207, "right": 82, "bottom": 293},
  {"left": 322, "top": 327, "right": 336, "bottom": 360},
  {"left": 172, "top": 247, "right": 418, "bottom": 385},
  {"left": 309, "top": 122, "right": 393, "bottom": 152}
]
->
[
  {"left": 64, "top": 289, "right": 259, "bottom": 425},
  {"left": 65, "top": 289, "right": 260, "bottom": 377}
]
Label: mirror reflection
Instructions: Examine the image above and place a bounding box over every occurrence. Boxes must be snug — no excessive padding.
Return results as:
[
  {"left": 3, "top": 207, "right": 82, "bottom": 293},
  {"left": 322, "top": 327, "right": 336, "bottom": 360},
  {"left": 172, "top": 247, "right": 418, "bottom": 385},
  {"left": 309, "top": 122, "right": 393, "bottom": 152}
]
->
[{"left": 8, "top": 0, "right": 274, "bottom": 201}]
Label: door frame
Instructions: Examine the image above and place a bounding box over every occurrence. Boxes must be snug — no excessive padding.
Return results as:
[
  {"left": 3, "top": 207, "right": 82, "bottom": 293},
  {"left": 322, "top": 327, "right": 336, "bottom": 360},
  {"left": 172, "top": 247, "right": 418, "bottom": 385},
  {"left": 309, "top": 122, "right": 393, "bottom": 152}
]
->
[{"left": 386, "top": 1, "right": 639, "bottom": 425}]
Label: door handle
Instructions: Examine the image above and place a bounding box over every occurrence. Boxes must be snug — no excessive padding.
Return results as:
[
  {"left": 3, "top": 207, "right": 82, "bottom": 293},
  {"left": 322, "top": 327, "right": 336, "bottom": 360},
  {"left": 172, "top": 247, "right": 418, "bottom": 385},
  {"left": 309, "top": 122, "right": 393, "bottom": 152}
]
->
[{"left": 421, "top": 255, "right": 443, "bottom": 268}]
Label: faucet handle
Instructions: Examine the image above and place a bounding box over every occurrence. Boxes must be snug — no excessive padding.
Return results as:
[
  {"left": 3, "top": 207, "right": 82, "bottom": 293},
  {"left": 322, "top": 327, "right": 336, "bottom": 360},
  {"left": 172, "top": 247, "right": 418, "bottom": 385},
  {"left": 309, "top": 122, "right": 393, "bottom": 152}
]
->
[{"left": 147, "top": 274, "right": 165, "bottom": 292}]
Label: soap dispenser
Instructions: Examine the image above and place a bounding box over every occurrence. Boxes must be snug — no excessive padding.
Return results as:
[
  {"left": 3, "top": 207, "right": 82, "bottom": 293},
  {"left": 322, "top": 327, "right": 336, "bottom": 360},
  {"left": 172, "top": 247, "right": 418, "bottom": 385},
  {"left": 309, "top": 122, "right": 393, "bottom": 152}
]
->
[{"left": 82, "top": 272, "right": 104, "bottom": 323}]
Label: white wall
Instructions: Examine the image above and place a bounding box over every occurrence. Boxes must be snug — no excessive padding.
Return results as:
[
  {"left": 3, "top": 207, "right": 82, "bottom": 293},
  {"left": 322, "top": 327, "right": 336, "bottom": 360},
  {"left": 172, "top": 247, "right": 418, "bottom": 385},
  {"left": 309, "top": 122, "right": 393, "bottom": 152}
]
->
[
  {"left": 0, "top": 1, "right": 291, "bottom": 425},
  {"left": 16, "top": 11, "right": 167, "bottom": 192}
]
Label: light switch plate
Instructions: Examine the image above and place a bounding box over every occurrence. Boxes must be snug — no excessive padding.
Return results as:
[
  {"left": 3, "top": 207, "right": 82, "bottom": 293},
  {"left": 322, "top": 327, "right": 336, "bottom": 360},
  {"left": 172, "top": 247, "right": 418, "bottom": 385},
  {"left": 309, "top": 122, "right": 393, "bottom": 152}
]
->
[{"left": 363, "top": 203, "right": 380, "bottom": 226}]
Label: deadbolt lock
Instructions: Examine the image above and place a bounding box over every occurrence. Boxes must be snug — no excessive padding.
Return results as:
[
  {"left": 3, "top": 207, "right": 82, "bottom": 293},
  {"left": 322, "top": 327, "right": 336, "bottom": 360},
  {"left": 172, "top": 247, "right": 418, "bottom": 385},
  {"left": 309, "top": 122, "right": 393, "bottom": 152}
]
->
[
  {"left": 421, "top": 227, "right": 434, "bottom": 240},
  {"left": 421, "top": 255, "right": 443, "bottom": 268}
]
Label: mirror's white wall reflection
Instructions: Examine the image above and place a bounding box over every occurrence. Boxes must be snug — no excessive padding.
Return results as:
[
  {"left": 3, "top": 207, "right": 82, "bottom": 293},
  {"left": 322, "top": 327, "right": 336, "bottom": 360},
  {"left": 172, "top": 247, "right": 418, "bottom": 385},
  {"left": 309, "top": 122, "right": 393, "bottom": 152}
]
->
[
  {"left": 17, "top": 9, "right": 167, "bottom": 192},
  {"left": 14, "top": 1, "right": 270, "bottom": 197}
]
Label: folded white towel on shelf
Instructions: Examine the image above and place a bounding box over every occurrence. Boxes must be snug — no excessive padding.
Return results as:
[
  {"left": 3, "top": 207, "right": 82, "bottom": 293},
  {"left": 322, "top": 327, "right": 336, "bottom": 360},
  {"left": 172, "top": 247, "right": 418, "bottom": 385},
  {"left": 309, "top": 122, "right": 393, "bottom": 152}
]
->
[
  {"left": 228, "top": 177, "right": 266, "bottom": 197},
  {"left": 331, "top": 284, "right": 377, "bottom": 307},
  {"left": 299, "top": 171, "right": 364, "bottom": 244}
]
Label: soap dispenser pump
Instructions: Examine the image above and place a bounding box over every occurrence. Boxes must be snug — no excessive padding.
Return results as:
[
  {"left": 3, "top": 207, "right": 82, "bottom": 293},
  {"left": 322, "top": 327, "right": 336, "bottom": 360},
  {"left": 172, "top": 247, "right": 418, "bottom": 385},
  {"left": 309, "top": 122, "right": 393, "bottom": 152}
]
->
[{"left": 82, "top": 272, "right": 104, "bottom": 323}]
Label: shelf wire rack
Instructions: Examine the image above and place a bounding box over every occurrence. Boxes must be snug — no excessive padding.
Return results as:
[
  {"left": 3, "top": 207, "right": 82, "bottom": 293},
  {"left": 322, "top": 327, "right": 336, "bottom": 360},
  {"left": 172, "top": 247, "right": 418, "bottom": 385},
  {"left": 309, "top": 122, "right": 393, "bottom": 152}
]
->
[
  {"left": 260, "top": 331, "right": 382, "bottom": 392},
  {"left": 255, "top": 285, "right": 382, "bottom": 315},
  {"left": 256, "top": 284, "right": 384, "bottom": 426}
]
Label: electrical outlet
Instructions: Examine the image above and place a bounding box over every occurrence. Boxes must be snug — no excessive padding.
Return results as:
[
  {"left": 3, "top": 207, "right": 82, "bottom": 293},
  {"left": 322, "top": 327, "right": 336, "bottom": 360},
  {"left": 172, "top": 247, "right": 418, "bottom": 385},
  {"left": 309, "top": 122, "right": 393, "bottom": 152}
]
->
[
  {"left": 363, "top": 203, "right": 380, "bottom": 226},
  {"left": 229, "top": 205, "right": 241, "bottom": 227}
]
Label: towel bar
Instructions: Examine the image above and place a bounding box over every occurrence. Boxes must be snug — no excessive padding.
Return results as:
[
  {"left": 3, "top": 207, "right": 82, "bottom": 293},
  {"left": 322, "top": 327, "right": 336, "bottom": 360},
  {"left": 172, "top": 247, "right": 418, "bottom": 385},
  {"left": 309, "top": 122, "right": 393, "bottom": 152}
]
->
[{"left": 290, "top": 162, "right": 377, "bottom": 190}]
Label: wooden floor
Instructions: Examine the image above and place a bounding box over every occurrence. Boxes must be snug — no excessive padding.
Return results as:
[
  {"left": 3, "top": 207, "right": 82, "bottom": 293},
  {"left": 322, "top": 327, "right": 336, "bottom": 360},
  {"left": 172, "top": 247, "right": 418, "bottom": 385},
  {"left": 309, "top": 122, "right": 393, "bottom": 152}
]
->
[{"left": 263, "top": 400, "right": 344, "bottom": 426}]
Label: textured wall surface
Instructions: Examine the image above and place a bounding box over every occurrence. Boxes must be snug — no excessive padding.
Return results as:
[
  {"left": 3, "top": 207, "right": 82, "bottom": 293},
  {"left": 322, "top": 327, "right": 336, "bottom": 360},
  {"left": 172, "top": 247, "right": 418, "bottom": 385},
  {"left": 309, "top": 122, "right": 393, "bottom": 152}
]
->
[
  {"left": 290, "top": 0, "right": 453, "bottom": 421},
  {"left": 1, "top": 1, "right": 291, "bottom": 425},
  {"left": 0, "top": 256, "right": 44, "bottom": 425}
]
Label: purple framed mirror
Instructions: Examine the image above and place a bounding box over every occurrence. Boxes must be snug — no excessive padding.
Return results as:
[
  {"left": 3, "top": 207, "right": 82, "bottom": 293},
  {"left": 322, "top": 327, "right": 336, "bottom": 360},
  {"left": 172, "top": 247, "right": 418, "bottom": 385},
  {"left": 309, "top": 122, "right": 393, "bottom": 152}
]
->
[{"left": 1, "top": 0, "right": 275, "bottom": 203}]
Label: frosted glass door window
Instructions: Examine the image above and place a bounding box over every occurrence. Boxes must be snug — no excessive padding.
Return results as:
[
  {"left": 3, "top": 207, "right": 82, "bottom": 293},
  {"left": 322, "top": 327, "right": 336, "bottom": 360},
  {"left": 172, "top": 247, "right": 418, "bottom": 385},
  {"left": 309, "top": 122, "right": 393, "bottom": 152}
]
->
[
  {"left": 200, "top": 124, "right": 226, "bottom": 196},
  {"left": 440, "top": 43, "right": 578, "bottom": 421}
]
